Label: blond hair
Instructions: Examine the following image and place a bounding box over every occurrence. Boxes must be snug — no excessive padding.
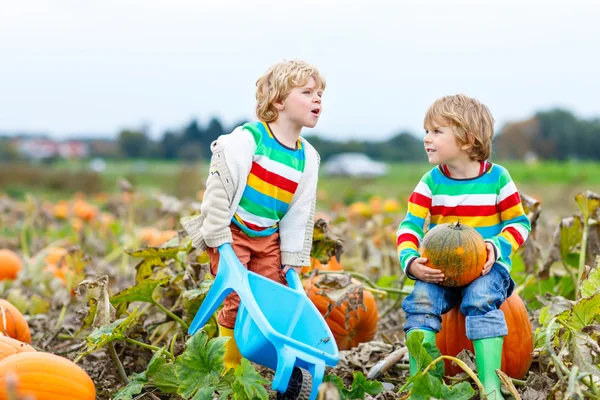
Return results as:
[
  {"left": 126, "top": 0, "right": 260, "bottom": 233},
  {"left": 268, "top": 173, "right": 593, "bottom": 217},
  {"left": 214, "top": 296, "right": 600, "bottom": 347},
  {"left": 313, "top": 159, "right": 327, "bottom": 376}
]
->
[
  {"left": 424, "top": 94, "right": 495, "bottom": 161},
  {"left": 255, "top": 60, "right": 325, "bottom": 122}
]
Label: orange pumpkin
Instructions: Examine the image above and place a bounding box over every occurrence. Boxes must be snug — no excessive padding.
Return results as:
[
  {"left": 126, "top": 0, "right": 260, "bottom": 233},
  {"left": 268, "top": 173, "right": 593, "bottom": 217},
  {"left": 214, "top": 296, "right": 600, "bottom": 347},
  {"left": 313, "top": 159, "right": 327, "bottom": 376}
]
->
[
  {"left": 72, "top": 200, "right": 98, "bottom": 222},
  {"left": 312, "top": 257, "right": 344, "bottom": 272},
  {"left": 436, "top": 293, "right": 533, "bottom": 379},
  {"left": 305, "top": 274, "right": 379, "bottom": 351},
  {"left": 157, "top": 230, "right": 178, "bottom": 246},
  {"left": 0, "top": 335, "right": 35, "bottom": 361},
  {"left": 301, "top": 256, "right": 344, "bottom": 274},
  {"left": 0, "top": 352, "right": 96, "bottom": 399},
  {"left": 44, "top": 264, "right": 68, "bottom": 284},
  {"left": 0, "top": 250, "right": 22, "bottom": 281},
  {"left": 140, "top": 227, "right": 160, "bottom": 246},
  {"left": 0, "top": 300, "right": 31, "bottom": 343},
  {"left": 420, "top": 221, "right": 486, "bottom": 287},
  {"left": 45, "top": 247, "right": 68, "bottom": 267}
]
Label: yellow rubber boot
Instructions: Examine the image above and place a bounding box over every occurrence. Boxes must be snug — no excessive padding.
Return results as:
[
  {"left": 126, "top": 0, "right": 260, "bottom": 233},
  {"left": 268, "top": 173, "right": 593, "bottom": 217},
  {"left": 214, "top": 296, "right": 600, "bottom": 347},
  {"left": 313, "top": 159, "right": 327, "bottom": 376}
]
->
[{"left": 219, "top": 325, "right": 242, "bottom": 370}]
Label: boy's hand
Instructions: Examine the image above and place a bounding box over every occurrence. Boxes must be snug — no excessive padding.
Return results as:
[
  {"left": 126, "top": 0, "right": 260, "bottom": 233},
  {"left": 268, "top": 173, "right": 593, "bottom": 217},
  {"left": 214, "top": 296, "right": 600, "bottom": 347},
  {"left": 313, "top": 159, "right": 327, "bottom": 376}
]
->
[
  {"left": 408, "top": 258, "right": 445, "bottom": 283},
  {"left": 481, "top": 243, "right": 495, "bottom": 275},
  {"left": 282, "top": 265, "right": 302, "bottom": 275}
]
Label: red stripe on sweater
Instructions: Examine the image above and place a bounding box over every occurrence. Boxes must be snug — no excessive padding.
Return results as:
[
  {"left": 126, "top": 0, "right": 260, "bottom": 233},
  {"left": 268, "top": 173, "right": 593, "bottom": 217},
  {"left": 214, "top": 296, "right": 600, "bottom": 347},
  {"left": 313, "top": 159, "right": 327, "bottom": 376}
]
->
[
  {"left": 397, "top": 233, "right": 419, "bottom": 248},
  {"left": 250, "top": 161, "right": 298, "bottom": 193},
  {"left": 498, "top": 192, "right": 521, "bottom": 211},
  {"left": 431, "top": 204, "right": 498, "bottom": 217},
  {"left": 409, "top": 191, "right": 432, "bottom": 209},
  {"left": 504, "top": 226, "right": 525, "bottom": 246}
]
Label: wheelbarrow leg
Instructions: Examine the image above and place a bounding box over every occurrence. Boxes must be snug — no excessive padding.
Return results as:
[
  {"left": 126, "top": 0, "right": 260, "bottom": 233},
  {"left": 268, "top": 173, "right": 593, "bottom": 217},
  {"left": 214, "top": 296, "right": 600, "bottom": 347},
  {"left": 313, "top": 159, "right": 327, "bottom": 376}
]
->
[
  {"left": 308, "top": 361, "right": 325, "bottom": 400},
  {"left": 272, "top": 345, "right": 295, "bottom": 393},
  {"left": 188, "top": 275, "right": 234, "bottom": 335}
]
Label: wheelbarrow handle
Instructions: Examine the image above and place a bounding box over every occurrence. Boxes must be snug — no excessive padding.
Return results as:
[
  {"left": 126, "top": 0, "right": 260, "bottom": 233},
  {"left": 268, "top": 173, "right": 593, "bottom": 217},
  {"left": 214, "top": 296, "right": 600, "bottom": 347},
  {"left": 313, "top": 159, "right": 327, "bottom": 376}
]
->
[{"left": 285, "top": 268, "right": 305, "bottom": 294}]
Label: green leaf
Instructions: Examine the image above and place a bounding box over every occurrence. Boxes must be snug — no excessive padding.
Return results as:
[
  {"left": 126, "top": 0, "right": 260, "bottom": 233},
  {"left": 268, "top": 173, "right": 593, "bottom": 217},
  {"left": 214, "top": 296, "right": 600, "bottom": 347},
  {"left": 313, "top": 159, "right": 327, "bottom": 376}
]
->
[
  {"left": 376, "top": 275, "right": 399, "bottom": 288},
  {"left": 579, "top": 257, "right": 600, "bottom": 298},
  {"left": 5, "top": 290, "right": 28, "bottom": 314},
  {"left": 150, "top": 363, "right": 180, "bottom": 393},
  {"left": 110, "top": 278, "right": 170, "bottom": 305},
  {"left": 146, "top": 347, "right": 168, "bottom": 376},
  {"left": 231, "top": 358, "right": 269, "bottom": 400},
  {"left": 409, "top": 373, "right": 443, "bottom": 400},
  {"left": 323, "top": 372, "right": 383, "bottom": 399},
  {"left": 565, "top": 292, "right": 600, "bottom": 330},
  {"left": 346, "top": 372, "right": 384, "bottom": 398},
  {"left": 575, "top": 190, "right": 600, "bottom": 221},
  {"left": 191, "top": 387, "right": 216, "bottom": 400},
  {"left": 135, "top": 256, "right": 165, "bottom": 282},
  {"left": 182, "top": 282, "right": 213, "bottom": 324},
  {"left": 406, "top": 331, "right": 444, "bottom": 379},
  {"left": 175, "top": 331, "right": 228, "bottom": 399},
  {"left": 559, "top": 217, "right": 583, "bottom": 261},
  {"left": 75, "top": 311, "right": 138, "bottom": 362},
  {"left": 127, "top": 246, "right": 189, "bottom": 260},
  {"left": 112, "top": 381, "right": 145, "bottom": 400},
  {"left": 440, "top": 381, "right": 475, "bottom": 399},
  {"left": 27, "top": 295, "right": 51, "bottom": 315},
  {"left": 323, "top": 374, "right": 346, "bottom": 395},
  {"left": 569, "top": 330, "right": 600, "bottom": 377},
  {"left": 215, "top": 368, "right": 236, "bottom": 393}
]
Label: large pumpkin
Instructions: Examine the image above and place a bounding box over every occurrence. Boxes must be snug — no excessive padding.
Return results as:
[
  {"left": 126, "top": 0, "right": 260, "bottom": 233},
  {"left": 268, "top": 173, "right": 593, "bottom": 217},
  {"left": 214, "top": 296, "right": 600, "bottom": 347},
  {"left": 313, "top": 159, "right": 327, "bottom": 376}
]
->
[
  {"left": 305, "top": 274, "right": 379, "bottom": 351},
  {"left": 0, "top": 335, "right": 35, "bottom": 361},
  {"left": 301, "top": 257, "right": 344, "bottom": 274},
  {"left": 436, "top": 293, "right": 533, "bottom": 379},
  {"left": 0, "top": 300, "right": 31, "bottom": 343},
  {"left": 420, "top": 221, "right": 486, "bottom": 287},
  {"left": 0, "top": 352, "right": 96, "bottom": 399},
  {"left": 0, "top": 250, "right": 22, "bottom": 281}
]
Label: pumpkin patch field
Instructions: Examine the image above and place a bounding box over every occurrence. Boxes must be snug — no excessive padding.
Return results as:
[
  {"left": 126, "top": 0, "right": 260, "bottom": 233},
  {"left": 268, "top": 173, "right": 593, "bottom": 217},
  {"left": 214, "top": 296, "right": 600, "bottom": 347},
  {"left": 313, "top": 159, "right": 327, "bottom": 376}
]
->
[{"left": 0, "top": 182, "right": 599, "bottom": 400}]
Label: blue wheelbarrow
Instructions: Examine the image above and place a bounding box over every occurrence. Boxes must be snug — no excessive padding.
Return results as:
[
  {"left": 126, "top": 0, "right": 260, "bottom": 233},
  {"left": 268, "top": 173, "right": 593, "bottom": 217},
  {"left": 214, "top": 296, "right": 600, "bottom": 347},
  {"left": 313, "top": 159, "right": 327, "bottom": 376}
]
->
[{"left": 189, "top": 243, "right": 340, "bottom": 400}]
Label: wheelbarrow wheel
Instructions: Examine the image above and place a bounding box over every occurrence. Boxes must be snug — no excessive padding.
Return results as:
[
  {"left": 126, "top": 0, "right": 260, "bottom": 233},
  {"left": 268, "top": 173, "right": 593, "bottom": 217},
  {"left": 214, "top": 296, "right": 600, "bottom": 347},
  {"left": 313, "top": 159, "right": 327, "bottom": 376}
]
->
[{"left": 276, "top": 367, "right": 312, "bottom": 400}]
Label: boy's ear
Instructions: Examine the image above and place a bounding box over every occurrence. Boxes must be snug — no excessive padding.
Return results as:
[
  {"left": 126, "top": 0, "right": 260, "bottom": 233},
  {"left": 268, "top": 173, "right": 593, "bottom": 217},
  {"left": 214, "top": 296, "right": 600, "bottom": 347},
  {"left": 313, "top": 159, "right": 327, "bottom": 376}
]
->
[
  {"left": 272, "top": 100, "right": 285, "bottom": 111},
  {"left": 460, "top": 134, "right": 474, "bottom": 151}
]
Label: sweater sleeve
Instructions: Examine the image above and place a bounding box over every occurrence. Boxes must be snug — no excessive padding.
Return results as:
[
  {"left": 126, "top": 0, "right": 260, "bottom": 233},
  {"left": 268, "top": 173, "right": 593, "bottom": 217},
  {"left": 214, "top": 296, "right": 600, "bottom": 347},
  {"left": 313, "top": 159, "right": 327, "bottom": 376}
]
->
[
  {"left": 182, "top": 127, "right": 254, "bottom": 249},
  {"left": 279, "top": 142, "right": 320, "bottom": 267},
  {"left": 396, "top": 174, "right": 432, "bottom": 276},
  {"left": 485, "top": 168, "right": 531, "bottom": 265}
]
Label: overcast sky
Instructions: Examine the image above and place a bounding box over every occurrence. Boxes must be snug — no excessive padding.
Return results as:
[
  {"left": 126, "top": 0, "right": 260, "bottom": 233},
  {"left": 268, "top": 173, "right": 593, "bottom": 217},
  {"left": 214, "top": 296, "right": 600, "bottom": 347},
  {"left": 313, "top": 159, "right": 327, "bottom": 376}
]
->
[{"left": 1, "top": 0, "right": 599, "bottom": 141}]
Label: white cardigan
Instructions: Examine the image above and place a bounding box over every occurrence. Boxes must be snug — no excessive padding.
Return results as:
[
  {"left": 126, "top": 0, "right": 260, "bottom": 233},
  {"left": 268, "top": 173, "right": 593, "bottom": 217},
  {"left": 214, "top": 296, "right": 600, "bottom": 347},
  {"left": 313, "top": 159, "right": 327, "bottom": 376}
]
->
[{"left": 181, "top": 126, "right": 320, "bottom": 267}]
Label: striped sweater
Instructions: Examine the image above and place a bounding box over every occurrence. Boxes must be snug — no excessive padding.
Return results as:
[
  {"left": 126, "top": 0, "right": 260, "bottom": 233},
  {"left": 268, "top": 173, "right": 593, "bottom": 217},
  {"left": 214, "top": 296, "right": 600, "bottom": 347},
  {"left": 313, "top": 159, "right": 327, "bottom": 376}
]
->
[
  {"left": 396, "top": 162, "right": 531, "bottom": 275},
  {"left": 232, "top": 121, "right": 306, "bottom": 237}
]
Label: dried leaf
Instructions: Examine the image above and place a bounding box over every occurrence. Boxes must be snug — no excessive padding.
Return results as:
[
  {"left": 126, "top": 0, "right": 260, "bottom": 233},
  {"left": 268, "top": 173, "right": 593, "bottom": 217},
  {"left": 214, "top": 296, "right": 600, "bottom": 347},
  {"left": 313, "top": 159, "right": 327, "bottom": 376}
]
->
[
  {"left": 312, "top": 219, "right": 344, "bottom": 263},
  {"left": 76, "top": 275, "right": 116, "bottom": 327},
  {"left": 575, "top": 190, "right": 600, "bottom": 221},
  {"left": 496, "top": 369, "right": 521, "bottom": 399}
]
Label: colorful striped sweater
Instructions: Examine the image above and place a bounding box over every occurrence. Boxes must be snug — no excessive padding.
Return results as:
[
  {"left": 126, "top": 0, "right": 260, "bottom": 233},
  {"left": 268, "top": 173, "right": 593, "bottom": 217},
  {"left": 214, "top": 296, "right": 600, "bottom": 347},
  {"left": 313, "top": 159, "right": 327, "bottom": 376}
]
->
[
  {"left": 396, "top": 162, "right": 531, "bottom": 275},
  {"left": 232, "top": 121, "right": 306, "bottom": 237}
]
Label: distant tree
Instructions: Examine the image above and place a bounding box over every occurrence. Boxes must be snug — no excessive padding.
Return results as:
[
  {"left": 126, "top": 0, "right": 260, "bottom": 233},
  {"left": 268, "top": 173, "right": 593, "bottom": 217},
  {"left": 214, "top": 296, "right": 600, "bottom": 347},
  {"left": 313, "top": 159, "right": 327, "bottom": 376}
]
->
[
  {"left": 117, "top": 129, "right": 151, "bottom": 158},
  {"left": 0, "top": 141, "right": 20, "bottom": 162},
  {"left": 535, "top": 109, "right": 581, "bottom": 160},
  {"left": 177, "top": 142, "right": 204, "bottom": 162},
  {"left": 160, "top": 131, "right": 181, "bottom": 160},
  {"left": 182, "top": 120, "right": 203, "bottom": 144},
  {"left": 204, "top": 117, "right": 225, "bottom": 147},
  {"left": 494, "top": 118, "right": 540, "bottom": 160},
  {"left": 379, "top": 131, "right": 423, "bottom": 161}
]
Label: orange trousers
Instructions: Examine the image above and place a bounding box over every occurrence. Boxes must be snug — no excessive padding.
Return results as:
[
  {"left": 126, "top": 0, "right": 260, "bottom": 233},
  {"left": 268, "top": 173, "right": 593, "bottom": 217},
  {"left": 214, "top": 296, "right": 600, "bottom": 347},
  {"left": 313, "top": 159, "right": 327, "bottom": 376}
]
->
[{"left": 208, "top": 224, "right": 287, "bottom": 328}]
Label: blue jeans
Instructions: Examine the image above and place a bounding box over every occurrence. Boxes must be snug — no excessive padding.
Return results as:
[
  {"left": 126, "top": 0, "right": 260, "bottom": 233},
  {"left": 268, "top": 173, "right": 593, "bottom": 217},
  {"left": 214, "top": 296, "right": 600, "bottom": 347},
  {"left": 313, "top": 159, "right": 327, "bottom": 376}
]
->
[{"left": 402, "top": 263, "right": 515, "bottom": 340}]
